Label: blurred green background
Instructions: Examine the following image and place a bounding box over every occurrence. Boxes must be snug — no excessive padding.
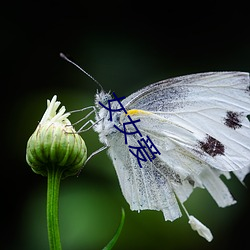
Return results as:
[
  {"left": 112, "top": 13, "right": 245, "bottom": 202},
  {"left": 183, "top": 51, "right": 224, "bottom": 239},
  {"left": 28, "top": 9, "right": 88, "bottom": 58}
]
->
[{"left": 2, "top": 2, "right": 250, "bottom": 250}]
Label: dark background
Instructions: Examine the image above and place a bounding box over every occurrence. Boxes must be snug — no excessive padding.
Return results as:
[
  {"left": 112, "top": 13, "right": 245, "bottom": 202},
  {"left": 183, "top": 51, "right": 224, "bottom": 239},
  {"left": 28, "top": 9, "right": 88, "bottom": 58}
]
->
[{"left": 2, "top": 1, "right": 250, "bottom": 250}]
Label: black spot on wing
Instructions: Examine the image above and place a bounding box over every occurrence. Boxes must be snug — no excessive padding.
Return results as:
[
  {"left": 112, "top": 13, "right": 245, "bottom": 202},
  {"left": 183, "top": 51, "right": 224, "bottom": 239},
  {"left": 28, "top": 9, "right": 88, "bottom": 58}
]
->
[
  {"left": 199, "top": 135, "right": 225, "bottom": 157},
  {"left": 224, "top": 111, "right": 243, "bottom": 130}
]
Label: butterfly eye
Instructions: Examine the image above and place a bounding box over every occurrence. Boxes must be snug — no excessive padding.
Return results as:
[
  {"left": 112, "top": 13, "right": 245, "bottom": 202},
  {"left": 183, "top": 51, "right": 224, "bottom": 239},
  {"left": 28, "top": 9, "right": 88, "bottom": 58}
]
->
[
  {"left": 100, "top": 93, "right": 111, "bottom": 106},
  {"left": 102, "top": 97, "right": 109, "bottom": 105}
]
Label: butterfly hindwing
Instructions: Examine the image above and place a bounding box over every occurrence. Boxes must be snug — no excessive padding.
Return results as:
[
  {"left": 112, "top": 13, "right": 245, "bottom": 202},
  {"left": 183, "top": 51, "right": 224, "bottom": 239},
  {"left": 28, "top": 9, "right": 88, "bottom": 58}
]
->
[{"left": 107, "top": 129, "right": 183, "bottom": 221}]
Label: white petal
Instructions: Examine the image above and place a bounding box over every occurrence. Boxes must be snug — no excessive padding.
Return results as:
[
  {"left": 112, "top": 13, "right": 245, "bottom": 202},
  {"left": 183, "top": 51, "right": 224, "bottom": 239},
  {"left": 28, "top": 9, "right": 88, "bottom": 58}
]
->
[
  {"left": 188, "top": 215, "right": 213, "bottom": 242},
  {"left": 39, "top": 95, "right": 71, "bottom": 125}
]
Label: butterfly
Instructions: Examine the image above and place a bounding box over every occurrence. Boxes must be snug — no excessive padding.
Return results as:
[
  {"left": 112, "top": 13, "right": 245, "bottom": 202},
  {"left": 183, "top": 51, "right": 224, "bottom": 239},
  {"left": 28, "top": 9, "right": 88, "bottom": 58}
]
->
[
  {"left": 90, "top": 72, "right": 250, "bottom": 241},
  {"left": 61, "top": 54, "right": 250, "bottom": 241}
]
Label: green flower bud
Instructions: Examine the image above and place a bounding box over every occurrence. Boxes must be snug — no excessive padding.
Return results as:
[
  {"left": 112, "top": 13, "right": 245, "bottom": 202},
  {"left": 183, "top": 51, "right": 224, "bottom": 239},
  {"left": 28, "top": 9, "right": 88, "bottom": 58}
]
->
[{"left": 26, "top": 95, "right": 87, "bottom": 178}]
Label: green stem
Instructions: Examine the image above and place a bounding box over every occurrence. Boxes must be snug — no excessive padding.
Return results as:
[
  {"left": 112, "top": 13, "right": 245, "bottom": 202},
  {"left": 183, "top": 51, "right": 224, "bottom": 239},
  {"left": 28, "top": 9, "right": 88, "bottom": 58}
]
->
[
  {"left": 47, "top": 165, "right": 63, "bottom": 250},
  {"left": 103, "top": 208, "right": 125, "bottom": 250}
]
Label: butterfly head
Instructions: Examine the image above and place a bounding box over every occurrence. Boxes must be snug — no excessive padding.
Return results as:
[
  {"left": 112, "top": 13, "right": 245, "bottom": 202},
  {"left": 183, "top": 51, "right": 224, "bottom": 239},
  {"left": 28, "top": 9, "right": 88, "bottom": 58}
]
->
[{"left": 94, "top": 89, "right": 112, "bottom": 109}]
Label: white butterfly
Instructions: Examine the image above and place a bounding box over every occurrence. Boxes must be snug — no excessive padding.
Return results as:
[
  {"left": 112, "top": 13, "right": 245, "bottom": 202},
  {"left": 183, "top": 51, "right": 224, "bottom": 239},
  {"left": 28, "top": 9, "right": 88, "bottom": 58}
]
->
[
  {"left": 85, "top": 71, "right": 249, "bottom": 241},
  {"left": 58, "top": 55, "right": 250, "bottom": 242}
]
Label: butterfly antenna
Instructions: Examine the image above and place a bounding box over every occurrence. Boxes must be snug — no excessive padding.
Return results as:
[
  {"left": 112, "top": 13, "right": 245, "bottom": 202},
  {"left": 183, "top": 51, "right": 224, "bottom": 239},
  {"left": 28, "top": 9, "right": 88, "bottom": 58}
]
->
[{"left": 60, "top": 53, "right": 104, "bottom": 91}]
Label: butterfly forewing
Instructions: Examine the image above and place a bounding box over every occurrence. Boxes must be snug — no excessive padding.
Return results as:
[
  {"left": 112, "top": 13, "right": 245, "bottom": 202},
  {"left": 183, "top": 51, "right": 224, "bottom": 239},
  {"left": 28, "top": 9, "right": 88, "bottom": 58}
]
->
[{"left": 122, "top": 72, "right": 250, "bottom": 173}]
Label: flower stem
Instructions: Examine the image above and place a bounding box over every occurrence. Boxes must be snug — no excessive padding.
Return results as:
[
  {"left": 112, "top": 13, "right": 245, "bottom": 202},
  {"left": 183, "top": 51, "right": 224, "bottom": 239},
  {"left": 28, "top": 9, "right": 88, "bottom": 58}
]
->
[{"left": 47, "top": 165, "right": 63, "bottom": 250}]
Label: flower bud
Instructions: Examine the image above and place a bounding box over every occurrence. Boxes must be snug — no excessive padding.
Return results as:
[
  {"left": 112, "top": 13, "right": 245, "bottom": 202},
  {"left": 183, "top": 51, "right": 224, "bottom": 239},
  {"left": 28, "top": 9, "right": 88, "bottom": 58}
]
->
[{"left": 26, "top": 95, "right": 87, "bottom": 178}]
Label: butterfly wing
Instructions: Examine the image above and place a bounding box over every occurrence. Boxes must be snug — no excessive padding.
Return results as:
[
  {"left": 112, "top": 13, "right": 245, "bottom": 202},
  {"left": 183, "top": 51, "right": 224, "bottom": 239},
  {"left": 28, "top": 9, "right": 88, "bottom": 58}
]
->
[
  {"left": 106, "top": 111, "right": 237, "bottom": 221},
  {"left": 119, "top": 112, "right": 237, "bottom": 209},
  {"left": 101, "top": 72, "right": 249, "bottom": 222},
  {"left": 106, "top": 130, "right": 183, "bottom": 221},
  {"left": 122, "top": 72, "right": 250, "bottom": 173},
  {"left": 105, "top": 72, "right": 250, "bottom": 220}
]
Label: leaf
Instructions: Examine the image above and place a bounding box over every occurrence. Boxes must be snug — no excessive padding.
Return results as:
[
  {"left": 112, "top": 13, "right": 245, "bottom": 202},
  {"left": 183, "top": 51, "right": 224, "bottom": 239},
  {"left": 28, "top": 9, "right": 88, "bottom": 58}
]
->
[{"left": 102, "top": 208, "right": 125, "bottom": 250}]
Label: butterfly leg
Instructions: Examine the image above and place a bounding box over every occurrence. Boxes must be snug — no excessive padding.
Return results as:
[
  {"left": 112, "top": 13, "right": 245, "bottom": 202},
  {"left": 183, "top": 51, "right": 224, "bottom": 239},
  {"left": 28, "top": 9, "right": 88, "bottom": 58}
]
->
[
  {"left": 68, "top": 106, "right": 100, "bottom": 132},
  {"left": 70, "top": 106, "right": 96, "bottom": 125},
  {"left": 85, "top": 145, "right": 108, "bottom": 165},
  {"left": 77, "top": 145, "right": 108, "bottom": 175},
  {"left": 77, "top": 117, "right": 105, "bottom": 133}
]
